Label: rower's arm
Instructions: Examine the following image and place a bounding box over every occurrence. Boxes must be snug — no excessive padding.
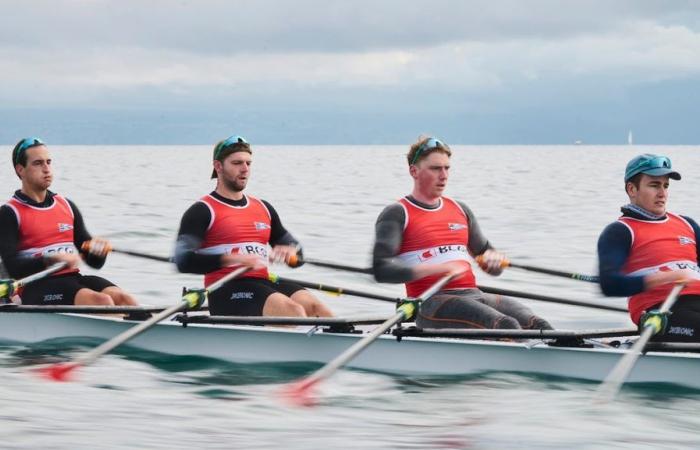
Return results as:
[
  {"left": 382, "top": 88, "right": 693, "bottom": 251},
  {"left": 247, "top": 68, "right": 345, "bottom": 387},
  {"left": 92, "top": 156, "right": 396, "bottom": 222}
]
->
[
  {"left": 0, "top": 205, "right": 46, "bottom": 278},
  {"left": 262, "top": 200, "right": 301, "bottom": 250},
  {"left": 372, "top": 203, "right": 415, "bottom": 283},
  {"left": 680, "top": 215, "right": 700, "bottom": 261},
  {"left": 67, "top": 199, "right": 106, "bottom": 269},
  {"left": 174, "top": 202, "right": 222, "bottom": 274},
  {"left": 597, "top": 222, "right": 645, "bottom": 296},
  {"left": 456, "top": 200, "right": 493, "bottom": 256}
]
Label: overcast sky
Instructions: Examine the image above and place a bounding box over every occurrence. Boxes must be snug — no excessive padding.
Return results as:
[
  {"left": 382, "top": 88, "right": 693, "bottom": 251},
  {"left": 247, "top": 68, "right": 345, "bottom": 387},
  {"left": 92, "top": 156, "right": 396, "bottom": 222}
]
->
[{"left": 1, "top": 0, "right": 700, "bottom": 144}]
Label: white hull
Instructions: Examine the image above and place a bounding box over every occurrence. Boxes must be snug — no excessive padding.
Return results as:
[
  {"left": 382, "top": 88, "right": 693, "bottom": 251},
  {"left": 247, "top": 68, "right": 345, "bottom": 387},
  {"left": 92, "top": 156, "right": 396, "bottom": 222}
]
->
[{"left": 1, "top": 313, "right": 699, "bottom": 388}]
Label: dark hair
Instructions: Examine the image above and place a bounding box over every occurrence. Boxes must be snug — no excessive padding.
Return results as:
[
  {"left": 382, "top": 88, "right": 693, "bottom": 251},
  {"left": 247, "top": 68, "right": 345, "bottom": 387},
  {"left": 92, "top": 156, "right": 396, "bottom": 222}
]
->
[
  {"left": 406, "top": 136, "right": 451, "bottom": 166},
  {"left": 626, "top": 173, "right": 643, "bottom": 191}
]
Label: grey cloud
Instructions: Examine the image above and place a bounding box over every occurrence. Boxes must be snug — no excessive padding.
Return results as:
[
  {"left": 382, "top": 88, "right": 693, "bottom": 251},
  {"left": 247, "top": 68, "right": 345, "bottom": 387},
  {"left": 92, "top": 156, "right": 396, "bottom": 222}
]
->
[{"left": 2, "top": 0, "right": 700, "bottom": 55}]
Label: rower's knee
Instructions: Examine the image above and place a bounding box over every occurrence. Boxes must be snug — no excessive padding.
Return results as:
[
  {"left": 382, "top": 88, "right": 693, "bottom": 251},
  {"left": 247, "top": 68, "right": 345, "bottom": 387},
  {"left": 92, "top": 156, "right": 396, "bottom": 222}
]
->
[
  {"left": 263, "top": 294, "right": 307, "bottom": 317},
  {"left": 75, "top": 290, "right": 114, "bottom": 306},
  {"left": 102, "top": 287, "right": 138, "bottom": 306},
  {"left": 493, "top": 316, "right": 521, "bottom": 329}
]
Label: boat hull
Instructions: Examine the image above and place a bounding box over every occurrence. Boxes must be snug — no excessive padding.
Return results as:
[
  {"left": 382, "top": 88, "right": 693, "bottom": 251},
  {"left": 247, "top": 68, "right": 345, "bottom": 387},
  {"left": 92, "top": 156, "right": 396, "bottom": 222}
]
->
[{"left": 1, "top": 313, "right": 699, "bottom": 388}]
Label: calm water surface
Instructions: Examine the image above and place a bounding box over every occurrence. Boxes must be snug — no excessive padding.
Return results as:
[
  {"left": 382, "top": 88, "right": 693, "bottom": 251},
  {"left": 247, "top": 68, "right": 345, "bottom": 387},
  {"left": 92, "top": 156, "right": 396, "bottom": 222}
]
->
[{"left": 1, "top": 145, "right": 700, "bottom": 449}]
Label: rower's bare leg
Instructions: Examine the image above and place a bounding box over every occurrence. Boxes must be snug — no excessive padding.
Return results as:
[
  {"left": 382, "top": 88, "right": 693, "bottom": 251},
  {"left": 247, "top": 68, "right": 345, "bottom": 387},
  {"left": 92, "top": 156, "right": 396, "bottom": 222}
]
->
[
  {"left": 262, "top": 293, "right": 307, "bottom": 317},
  {"left": 102, "top": 286, "right": 138, "bottom": 306},
  {"left": 290, "top": 290, "right": 333, "bottom": 317},
  {"left": 74, "top": 288, "right": 114, "bottom": 306}
]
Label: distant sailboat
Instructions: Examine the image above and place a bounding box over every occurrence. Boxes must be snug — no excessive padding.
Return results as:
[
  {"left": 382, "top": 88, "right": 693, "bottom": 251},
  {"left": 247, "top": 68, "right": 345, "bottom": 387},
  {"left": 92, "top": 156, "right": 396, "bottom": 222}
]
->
[{"left": 628, "top": 130, "right": 633, "bottom": 145}]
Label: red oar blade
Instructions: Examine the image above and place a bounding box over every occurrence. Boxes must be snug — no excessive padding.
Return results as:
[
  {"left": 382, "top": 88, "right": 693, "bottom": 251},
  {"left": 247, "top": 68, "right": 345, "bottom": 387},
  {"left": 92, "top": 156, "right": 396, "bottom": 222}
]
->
[
  {"left": 34, "top": 362, "right": 80, "bottom": 382},
  {"left": 279, "top": 377, "right": 319, "bottom": 407}
]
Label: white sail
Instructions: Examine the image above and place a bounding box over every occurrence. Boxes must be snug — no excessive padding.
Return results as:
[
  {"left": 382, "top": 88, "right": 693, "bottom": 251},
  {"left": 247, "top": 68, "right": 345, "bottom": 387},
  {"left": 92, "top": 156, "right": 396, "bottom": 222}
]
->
[{"left": 628, "top": 130, "right": 633, "bottom": 145}]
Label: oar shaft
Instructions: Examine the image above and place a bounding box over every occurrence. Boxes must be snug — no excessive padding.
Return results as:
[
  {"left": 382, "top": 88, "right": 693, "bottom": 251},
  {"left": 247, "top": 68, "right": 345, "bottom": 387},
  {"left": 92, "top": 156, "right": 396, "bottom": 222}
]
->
[
  {"left": 112, "top": 248, "right": 173, "bottom": 263},
  {"left": 478, "top": 285, "right": 626, "bottom": 313},
  {"left": 63, "top": 266, "right": 250, "bottom": 370},
  {"left": 290, "top": 257, "right": 372, "bottom": 275},
  {"left": 302, "top": 311, "right": 405, "bottom": 387},
  {"left": 296, "top": 273, "right": 456, "bottom": 390},
  {"left": 74, "top": 302, "right": 187, "bottom": 367},
  {"left": 274, "top": 276, "right": 401, "bottom": 303},
  {"left": 16, "top": 262, "right": 68, "bottom": 289},
  {"left": 595, "top": 281, "right": 686, "bottom": 402},
  {"left": 506, "top": 262, "right": 599, "bottom": 283}
]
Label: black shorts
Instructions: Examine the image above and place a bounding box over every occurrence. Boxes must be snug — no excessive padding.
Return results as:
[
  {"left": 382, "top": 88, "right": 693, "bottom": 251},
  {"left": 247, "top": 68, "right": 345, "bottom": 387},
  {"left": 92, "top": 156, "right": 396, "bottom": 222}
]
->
[
  {"left": 20, "top": 273, "right": 116, "bottom": 305},
  {"left": 208, "top": 278, "right": 305, "bottom": 316}
]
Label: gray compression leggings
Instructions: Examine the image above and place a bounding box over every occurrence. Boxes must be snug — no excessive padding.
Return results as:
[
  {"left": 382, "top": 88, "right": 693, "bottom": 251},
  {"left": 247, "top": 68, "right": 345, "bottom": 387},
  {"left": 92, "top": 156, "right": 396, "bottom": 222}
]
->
[{"left": 416, "top": 288, "right": 553, "bottom": 330}]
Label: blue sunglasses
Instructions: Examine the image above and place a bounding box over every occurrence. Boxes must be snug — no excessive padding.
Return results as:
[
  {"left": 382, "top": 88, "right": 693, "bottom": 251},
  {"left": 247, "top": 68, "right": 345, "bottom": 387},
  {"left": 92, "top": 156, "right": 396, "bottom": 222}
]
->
[
  {"left": 12, "top": 137, "right": 45, "bottom": 166},
  {"left": 411, "top": 137, "right": 446, "bottom": 165},
  {"left": 213, "top": 135, "right": 249, "bottom": 160}
]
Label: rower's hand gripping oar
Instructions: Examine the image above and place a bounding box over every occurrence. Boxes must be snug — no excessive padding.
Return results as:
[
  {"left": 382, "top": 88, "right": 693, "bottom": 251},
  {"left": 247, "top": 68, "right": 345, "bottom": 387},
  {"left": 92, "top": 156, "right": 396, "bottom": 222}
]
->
[
  {"left": 81, "top": 242, "right": 173, "bottom": 263},
  {"left": 475, "top": 255, "right": 599, "bottom": 283},
  {"left": 36, "top": 266, "right": 250, "bottom": 382},
  {"left": 593, "top": 280, "right": 687, "bottom": 403},
  {"left": 0, "top": 262, "right": 68, "bottom": 300},
  {"left": 281, "top": 271, "right": 461, "bottom": 406}
]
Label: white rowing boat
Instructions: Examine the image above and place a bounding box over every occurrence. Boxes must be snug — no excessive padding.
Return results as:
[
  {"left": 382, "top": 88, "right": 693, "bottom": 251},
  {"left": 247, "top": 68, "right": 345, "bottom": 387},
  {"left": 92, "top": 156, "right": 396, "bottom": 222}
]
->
[{"left": 0, "top": 311, "right": 699, "bottom": 388}]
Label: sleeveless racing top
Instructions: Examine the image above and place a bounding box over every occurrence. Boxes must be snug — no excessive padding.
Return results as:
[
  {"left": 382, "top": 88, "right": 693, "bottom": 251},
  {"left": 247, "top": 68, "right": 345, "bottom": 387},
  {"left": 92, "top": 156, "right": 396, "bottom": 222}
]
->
[
  {"left": 198, "top": 194, "right": 271, "bottom": 286},
  {"left": 620, "top": 212, "right": 700, "bottom": 323},
  {"left": 397, "top": 196, "right": 476, "bottom": 298}
]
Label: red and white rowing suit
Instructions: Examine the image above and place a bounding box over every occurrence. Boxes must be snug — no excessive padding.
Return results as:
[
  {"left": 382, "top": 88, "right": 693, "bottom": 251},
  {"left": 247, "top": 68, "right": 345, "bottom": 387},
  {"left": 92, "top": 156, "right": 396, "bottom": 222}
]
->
[
  {"left": 620, "top": 212, "right": 700, "bottom": 323},
  {"left": 5, "top": 194, "right": 78, "bottom": 276},
  {"left": 397, "top": 196, "right": 476, "bottom": 298},
  {"left": 197, "top": 194, "right": 272, "bottom": 287}
]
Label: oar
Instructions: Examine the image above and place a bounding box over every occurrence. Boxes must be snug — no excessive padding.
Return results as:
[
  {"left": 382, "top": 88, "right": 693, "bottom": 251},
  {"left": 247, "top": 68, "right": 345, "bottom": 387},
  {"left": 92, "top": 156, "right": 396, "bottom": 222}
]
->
[
  {"left": 594, "top": 281, "right": 686, "bottom": 403},
  {"left": 478, "top": 285, "right": 626, "bottom": 313},
  {"left": 271, "top": 274, "right": 401, "bottom": 303},
  {"left": 36, "top": 266, "right": 250, "bottom": 381},
  {"left": 287, "top": 255, "right": 372, "bottom": 275},
  {"left": 282, "top": 272, "right": 459, "bottom": 406},
  {"left": 0, "top": 262, "right": 68, "bottom": 300},
  {"left": 475, "top": 255, "right": 599, "bottom": 283},
  {"left": 274, "top": 274, "right": 625, "bottom": 313},
  {"left": 81, "top": 242, "right": 173, "bottom": 263}
]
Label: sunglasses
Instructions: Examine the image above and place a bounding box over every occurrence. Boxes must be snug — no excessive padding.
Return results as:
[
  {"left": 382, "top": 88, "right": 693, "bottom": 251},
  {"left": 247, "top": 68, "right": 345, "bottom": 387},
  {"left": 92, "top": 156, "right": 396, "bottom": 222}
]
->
[
  {"left": 213, "top": 135, "right": 249, "bottom": 160},
  {"left": 411, "top": 137, "right": 446, "bottom": 165},
  {"left": 13, "top": 137, "right": 45, "bottom": 166}
]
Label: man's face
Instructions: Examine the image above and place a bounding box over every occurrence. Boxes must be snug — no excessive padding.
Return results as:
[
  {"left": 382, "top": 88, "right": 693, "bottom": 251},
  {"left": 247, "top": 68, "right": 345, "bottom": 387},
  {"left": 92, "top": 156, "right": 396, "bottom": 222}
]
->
[
  {"left": 17, "top": 145, "right": 53, "bottom": 190},
  {"left": 216, "top": 151, "right": 252, "bottom": 192},
  {"left": 410, "top": 151, "right": 450, "bottom": 199},
  {"left": 627, "top": 174, "right": 670, "bottom": 216}
]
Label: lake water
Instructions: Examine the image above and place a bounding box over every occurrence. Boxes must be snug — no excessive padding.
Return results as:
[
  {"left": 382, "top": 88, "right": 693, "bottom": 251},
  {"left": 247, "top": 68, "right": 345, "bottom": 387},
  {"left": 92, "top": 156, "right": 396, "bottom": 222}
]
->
[{"left": 1, "top": 145, "right": 700, "bottom": 449}]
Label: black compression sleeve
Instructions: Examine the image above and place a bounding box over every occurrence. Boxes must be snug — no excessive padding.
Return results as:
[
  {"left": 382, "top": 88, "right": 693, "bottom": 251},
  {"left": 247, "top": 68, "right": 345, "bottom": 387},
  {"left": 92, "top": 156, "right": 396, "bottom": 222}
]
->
[
  {"left": 174, "top": 202, "right": 222, "bottom": 274},
  {"left": 67, "top": 199, "right": 105, "bottom": 270},
  {"left": 0, "top": 205, "right": 46, "bottom": 278}
]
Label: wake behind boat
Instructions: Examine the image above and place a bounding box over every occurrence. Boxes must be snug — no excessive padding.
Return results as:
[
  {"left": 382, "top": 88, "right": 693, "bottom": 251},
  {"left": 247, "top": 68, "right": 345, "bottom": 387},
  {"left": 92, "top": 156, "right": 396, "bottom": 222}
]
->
[{"left": 1, "top": 309, "right": 699, "bottom": 389}]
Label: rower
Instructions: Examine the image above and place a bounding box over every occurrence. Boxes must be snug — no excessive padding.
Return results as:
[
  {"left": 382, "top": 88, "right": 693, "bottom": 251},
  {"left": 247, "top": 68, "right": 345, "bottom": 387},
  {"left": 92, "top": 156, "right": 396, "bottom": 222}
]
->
[
  {"left": 0, "top": 137, "right": 138, "bottom": 306},
  {"left": 598, "top": 153, "right": 700, "bottom": 342},
  {"left": 371, "top": 135, "right": 552, "bottom": 330},
  {"left": 174, "top": 134, "right": 333, "bottom": 318}
]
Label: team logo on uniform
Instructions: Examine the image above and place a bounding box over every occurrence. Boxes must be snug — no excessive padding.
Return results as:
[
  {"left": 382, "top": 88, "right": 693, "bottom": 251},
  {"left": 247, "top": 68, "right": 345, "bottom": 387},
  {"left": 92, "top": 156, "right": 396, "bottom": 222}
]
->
[
  {"left": 679, "top": 236, "right": 696, "bottom": 246},
  {"left": 57, "top": 223, "right": 73, "bottom": 232},
  {"left": 448, "top": 223, "right": 467, "bottom": 231},
  {"left": 254, "top": 222, "right": 271, "bottom": 230},
  {"left": 419, "top": 249, "right": 436, "bottom": 261}
]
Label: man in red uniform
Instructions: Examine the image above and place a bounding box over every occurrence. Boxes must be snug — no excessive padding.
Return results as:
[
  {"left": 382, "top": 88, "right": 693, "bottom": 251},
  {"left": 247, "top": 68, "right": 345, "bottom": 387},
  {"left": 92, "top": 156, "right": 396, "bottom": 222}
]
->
[
  {"left": 372, "top": 136, "right": 551, "bottom": 329},
  {"left": 174, "top": 135, "right": 333, "bottom": 317},
  {"left": 0, "top": 138, "right": 138, "bottom": 306},
  {"left": 598, "top": 154, "right": 700, "bottom": 341}
]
